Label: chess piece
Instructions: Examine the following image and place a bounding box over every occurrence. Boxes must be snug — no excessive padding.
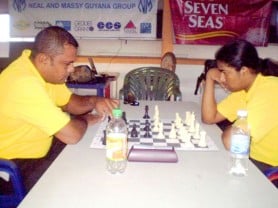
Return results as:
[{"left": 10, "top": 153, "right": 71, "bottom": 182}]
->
[
  {"left": 122, "top": 111, "right": 127, "bottom": 124},
  {"left": 143, "top": 105, "right": 150, "bottom": 119},
  {"left": 130, "top": 123, "right": 138, "bottom": 137},
  {"left": 179, "top": 126, "right": 190, "bottom": 143},
  {"left": 143, "top": 127, "right": 151, "bottom": 138},
  {"left": 152, "top": 119, "right": 159, "bottom": 132},
  {"left": 188, "top": 113, "right": 196, "bottom": 133},
  {"left": 156, "top": 122, "right": 165, "bottom": 139},
  {"left": 193, "top": 123, "right": 200, "bottom": 139},
  {"left": 185, "top": 111, "right": 191, "bottom": 126},
  {"left": 143, "top": 120, "right": 151, "bottom": 131},
  {"left": 169, "top": 123, "right": 177, "bottom": 139},
  {"left": 153, "top": 105, "right": 160, "bottom": 120},
  {"left": 198, "top": 131, "right": 207, "bottom": 147},
  {"left": 143, "top": 120, "right": 151, "bottom": 138},
  {"left": 102, "top": 130, "right": 106, "bottom": 145}
]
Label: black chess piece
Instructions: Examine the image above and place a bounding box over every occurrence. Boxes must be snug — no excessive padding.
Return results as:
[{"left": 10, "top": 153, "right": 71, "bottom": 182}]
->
[
  {"left": 102, "top": 130, "right": 106, "bottom": 145},
  {"left": 143, "top": 120, "right": 150, "bottom": 131},
  {"left": 130, "top": 123, "right": 138, "bottom": 137},
  {"left": 143, "top": 129, "right": 151, "bottom": 138},
  {"left": 122, "top": 111, "right": 127, "bottom": 124},
  {"left": 143, "top": 105, "right": 150, "bottom": 119},
  {"left": 143, "top": 120, "right": 151, "bottom": 138}
]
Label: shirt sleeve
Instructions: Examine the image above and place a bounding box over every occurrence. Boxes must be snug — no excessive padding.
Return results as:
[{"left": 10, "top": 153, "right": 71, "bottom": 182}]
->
[{"left": 217, "top": 91, "right": 246, "bottom": 122}]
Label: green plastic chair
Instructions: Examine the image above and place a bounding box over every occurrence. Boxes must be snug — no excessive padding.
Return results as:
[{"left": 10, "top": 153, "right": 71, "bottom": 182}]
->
[{"left": 119, "top": 67, "right": 182, "bottom": 101}]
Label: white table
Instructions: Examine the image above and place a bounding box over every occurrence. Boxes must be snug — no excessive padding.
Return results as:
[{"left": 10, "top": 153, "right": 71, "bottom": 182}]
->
[{"left": 18, "top": 101, "right": 278, "bottom": 208}]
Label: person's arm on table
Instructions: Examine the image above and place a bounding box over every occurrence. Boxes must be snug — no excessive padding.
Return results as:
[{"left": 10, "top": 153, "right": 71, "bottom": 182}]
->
[
  {"left": 62, "top": 94, "right": 119, "bottom": 116},
  {"left": 55, "top": 94, "right": 119, "bottom": 144}
]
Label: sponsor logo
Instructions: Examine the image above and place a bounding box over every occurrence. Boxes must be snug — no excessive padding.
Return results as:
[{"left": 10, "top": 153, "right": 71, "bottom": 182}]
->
[
  {"left": 140, "top": 22, "right": 152, "bottom": 34},
  {"left": 56, "top": 21, "right": 71, "bottom": 31},
  {"left": 124, "top": 21, "right": 137, "bottom": 34},
  {"left": 138, "top": 0, "right": 153, "bottom": 14},
  {"left": 12, "top": 0, "right": 27, "bottom": 12},
  {"left": 13, "top": 20, "right": 30, "bottom": 30},
  {"left": 73, "top": 21, "right": 94, "bottom": 32},
  {"left": 34, "top": 21, "right": 52, "bottom": 30},
  {"left": 97, "top": 21, "right": 121, "bottom": 31}
]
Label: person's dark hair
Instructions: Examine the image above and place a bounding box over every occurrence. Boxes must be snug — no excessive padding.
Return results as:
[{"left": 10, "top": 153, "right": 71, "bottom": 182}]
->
[
  {"left": 31, "top": 26, "right": 79, "bottom": 58},
  {"left": 215, "top": 39, "right": 259, "bottom": 72},
  {"left": 215, "top": 39, "right": 278, "bottom": 76},
  {"left": 260, "top": 58, "right": 278, "bottom": 76}
]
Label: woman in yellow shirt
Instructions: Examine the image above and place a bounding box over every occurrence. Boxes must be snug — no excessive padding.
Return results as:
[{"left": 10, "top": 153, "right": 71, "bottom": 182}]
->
[{"left": 201, "top": 39, "right": 278, "bottom": 186}]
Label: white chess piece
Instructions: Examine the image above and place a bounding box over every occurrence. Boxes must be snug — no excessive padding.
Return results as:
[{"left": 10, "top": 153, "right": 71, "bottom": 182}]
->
[
  {"left": 179, "top": 127, "right": 190, "bottom": 143},
  {"left": 198, "top": 130, "right": 207, "bottom": 147},
  {"left": 175, "top": 113, "right": 183, "bottom": 129},
  {"left": 193, "top": 122, "right": 200, "bottom": 139},
  {"left": 185, "top": 111, "right": 191, "bottom": 126},
  {"left": 157, "top": 122, "right": 165, "bottom": 139},
  {"left": 153, "top": 105, "right": 160, "bottom": 120},
  {"left": 152, "top": 118, "right": 160, "bottom": 132},
  {"left": 188, "top": 116, "right": 195, "bottom": 133},
  {"left": 169, "top": 123, "right": 177, "bottom": 139}
]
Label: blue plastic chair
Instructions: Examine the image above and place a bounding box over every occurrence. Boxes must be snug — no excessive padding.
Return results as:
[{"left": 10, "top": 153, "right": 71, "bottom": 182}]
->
[
  {"left": 0, "top": 159, "right": 26, "bottom": 208},
  {"left": 264, "top": 166, "right": 278, "bottom": 187}
]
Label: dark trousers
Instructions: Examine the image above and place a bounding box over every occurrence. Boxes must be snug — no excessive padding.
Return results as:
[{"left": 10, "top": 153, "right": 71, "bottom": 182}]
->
[{"left": 0, "top": 138, "right": 66, "bottom": 194}]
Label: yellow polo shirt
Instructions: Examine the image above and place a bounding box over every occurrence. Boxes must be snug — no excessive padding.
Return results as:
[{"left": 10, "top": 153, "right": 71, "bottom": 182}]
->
[
  {"left": 218, "top": 74, "right": 278, "bottom": 166},
  {"left": 0, "top": 50, "right": 72, "bottom": 159}
]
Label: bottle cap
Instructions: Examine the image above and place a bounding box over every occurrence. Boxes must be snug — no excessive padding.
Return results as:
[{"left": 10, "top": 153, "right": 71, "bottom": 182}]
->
[
  {"left": 237, "top": 109, "right": 248, "bottom": 117},
  {"left": 112, "top": 108, "right": 122, "bottom": 118}
]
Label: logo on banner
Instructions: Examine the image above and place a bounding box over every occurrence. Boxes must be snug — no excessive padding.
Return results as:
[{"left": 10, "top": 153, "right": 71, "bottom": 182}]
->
[
  {"left": 73, "top": 21, "right": 94, "bottom": 32},
  {"left": 97, "top": 21, "right": 121, "bottom": 31},
  {"left": 34, "top": 21, "right": 52, "bottom": 30},
  {"left": 56, "top": 21, "right": 71, "bottom": 31},
  {"left": 138, "top": 0, "right": 153, "bottom": 14},
  {"left": 12, "top": 0, "right": 27, "bottom": 12},
  {"left": 140, "top": 22, "right": 152, "bottom": 34},
  {"left": 124, "top": 21, "right": 137, "bottom": 34}
]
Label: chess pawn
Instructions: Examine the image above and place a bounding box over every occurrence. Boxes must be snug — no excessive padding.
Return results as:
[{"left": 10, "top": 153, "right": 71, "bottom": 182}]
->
[
  {"left": 156, "top": 122, "right": 165, "bottom": 139},
  {"left": 198, "top": 130, "right": 207, "bottom": 147}
]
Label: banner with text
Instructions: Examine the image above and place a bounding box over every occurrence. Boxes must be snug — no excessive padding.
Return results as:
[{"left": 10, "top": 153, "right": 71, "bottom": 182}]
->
[
  {"left": 170, "top": 0, "right": 272, "bottom": 46},
  {"left": 9, "top": 0, "right": 157, "bottom": 39}
]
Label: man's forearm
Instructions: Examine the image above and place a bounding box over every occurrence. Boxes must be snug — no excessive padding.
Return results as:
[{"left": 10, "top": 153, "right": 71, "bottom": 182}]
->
[{"left": 63, "top": 94, "right": 98, "bottom": 115}]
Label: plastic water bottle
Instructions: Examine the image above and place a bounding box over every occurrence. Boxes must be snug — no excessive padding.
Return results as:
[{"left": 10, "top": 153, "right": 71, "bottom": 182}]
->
[
  {"left": 106, "top": 108, "right": 128, "bottom": 174},
  {"left": 229, "top": 110, "right": 250, "bottom": 176}
]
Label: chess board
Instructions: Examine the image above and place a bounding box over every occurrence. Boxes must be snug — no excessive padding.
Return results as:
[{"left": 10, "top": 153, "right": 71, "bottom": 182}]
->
[{"left": 90, "top": 118, "right": 218, "bottom": 151}]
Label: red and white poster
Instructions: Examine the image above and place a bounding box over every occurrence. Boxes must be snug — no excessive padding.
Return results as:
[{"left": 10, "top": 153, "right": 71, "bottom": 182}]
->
[{"left": 170, "top": 0, "right": 272, "bottom": 46}]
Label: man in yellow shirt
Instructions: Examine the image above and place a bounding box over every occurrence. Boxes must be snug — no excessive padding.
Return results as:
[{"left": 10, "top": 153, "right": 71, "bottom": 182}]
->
[
  {"left": 201, "top": 39, "right": 278, "bottom": 186},
  {"left": 0, "top": 26, "right": 119, "bottom": 191}
]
